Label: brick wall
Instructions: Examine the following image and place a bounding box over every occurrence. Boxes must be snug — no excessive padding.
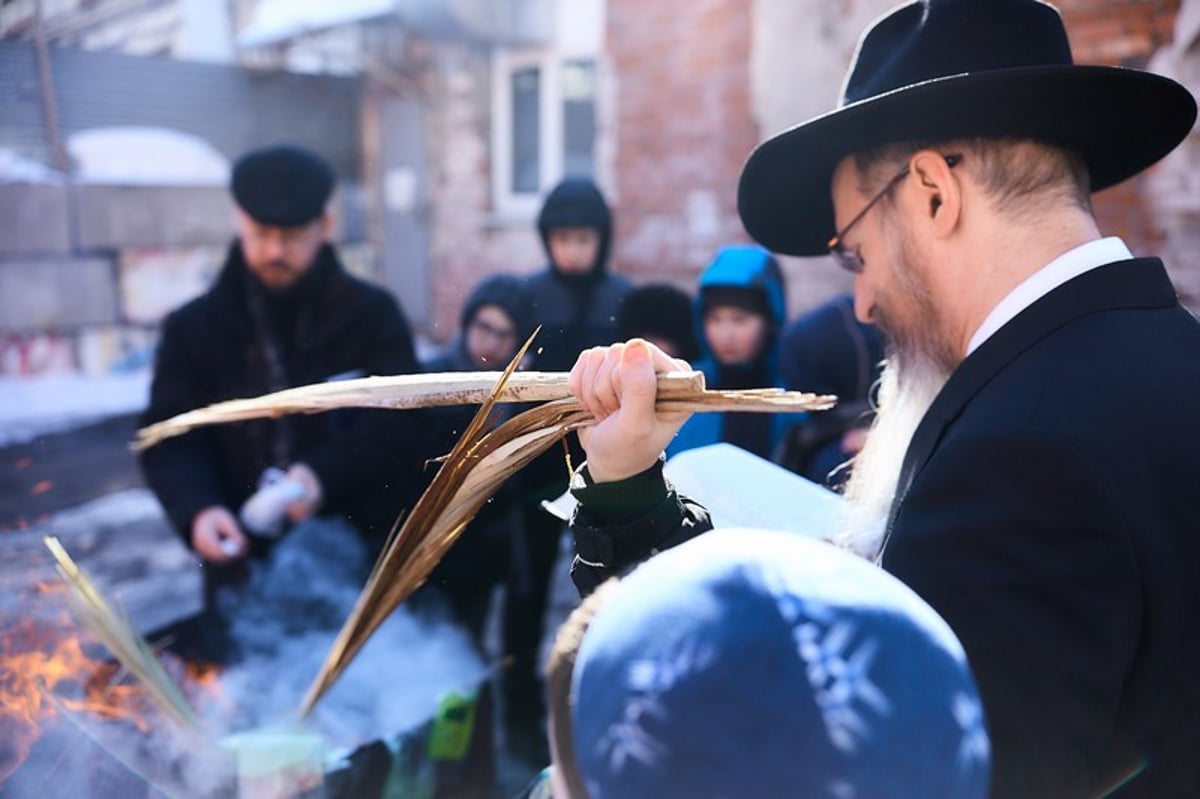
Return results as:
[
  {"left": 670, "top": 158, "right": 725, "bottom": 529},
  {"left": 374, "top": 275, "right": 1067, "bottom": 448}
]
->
[
  {"left": 424, "top": 45, "right": 544, "bottom": 346},
  {"left": 1059, "top": 0, "right": 1180, "bottom": 66},
  {"left": 1060, "top": 1, "right": 1187, "bottom": 281},
  {"left": 606, "top": 0, "right": 760, "bottom": 287}
]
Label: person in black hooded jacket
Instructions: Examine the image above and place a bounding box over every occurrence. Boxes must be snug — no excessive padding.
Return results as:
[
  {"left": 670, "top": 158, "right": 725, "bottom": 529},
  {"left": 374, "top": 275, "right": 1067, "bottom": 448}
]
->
[
  {"left": 422, "top": 274, "right": 535, "bottom": 644},
  {"left": 503, "top": 177, "right": 633, "bottom": 764},
  {"left": 524, "top": 177, "right": 633, "bottom": 372}
]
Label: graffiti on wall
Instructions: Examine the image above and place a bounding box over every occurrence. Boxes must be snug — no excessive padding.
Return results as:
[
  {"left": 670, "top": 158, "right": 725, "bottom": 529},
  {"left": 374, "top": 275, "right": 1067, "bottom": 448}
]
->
[
  {"left": 0, "top": 333, "right": 75, "bottom": 376},
  {"left": 120, "top": 247, "right": 221, "bottom": 324}
]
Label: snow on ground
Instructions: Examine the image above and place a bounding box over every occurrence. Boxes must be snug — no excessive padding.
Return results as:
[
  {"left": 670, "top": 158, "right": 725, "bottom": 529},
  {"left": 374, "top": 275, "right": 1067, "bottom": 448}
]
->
[{"left": 0, "top": 370, "right": 151, "bottom": 446}]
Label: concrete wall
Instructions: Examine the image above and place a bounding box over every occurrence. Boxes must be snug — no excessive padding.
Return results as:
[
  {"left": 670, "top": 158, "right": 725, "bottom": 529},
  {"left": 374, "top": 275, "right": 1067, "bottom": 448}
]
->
[
  {"left": 749, "top": 0, "right": 896, "bottom": 316},
  {"left": 0, "top": 181, "right": 369, "bottom": 377}
]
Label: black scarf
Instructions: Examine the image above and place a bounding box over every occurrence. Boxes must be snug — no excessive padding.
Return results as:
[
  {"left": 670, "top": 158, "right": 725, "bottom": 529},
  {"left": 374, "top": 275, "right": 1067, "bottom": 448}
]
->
[{"left": 240, "top": 247, "right": 332, "bottom": 465}]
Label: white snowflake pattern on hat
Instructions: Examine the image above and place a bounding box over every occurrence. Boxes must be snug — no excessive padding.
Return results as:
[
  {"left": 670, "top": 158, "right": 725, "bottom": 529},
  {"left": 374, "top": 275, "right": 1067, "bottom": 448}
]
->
[
  {"left": 795, "top": 619, "right": 892, "bottom": 752},
  {"left": 595, "top": 635, "right": 715, "bottom": 773},
  {"left": 954, "top": 692, "right": 991, "bottom": 769},
  {"left": 759, "top": 562, "right": 892, "bottom": 753}
]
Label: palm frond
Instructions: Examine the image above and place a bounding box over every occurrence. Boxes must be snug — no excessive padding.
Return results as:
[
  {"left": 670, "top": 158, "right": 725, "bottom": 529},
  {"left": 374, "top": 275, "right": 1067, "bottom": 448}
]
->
[
  {"left": 43, "top": 536, "right": 202, "bottom": 732},
  {"left": 297, "top": 339, "right": 835, "bottom": 715}
]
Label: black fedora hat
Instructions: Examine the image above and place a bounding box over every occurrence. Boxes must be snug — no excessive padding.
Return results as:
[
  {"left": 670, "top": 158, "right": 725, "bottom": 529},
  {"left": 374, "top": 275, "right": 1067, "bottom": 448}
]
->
[{"left": 738, "top": 0, "right": 1197, "bottom": 257}]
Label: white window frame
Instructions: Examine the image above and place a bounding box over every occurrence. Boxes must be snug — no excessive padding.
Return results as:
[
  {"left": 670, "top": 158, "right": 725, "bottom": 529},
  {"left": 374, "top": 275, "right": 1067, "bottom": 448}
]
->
[{"left": 491, "top": 47, "right": 564, "bottom": 218}]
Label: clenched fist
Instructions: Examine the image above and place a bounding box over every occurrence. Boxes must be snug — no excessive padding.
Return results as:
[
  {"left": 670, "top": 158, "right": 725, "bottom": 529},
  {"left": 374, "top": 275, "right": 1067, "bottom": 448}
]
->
[{"left": 569, "top": 339, "right": 693, "bottom": 483}]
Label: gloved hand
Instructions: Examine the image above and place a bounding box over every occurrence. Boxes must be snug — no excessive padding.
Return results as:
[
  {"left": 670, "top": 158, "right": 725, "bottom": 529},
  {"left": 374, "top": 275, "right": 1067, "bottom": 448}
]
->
[
  {"left": 191, "top": 505, "right": 248, "bottom": 562},
  {"left": 238, "top": 463, "right": 323, "bottom": 537}
]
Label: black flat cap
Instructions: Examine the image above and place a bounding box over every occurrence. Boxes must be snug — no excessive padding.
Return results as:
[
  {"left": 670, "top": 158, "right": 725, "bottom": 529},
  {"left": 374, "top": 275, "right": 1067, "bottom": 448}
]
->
[{"left": 231, "top": 144, "right": 335, "bottom": 227}]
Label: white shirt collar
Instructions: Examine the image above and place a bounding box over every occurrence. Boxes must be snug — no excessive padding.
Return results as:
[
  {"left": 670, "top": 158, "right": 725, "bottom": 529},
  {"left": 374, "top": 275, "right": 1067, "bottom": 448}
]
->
[{"left": 966, "top": 237, "right": 1134, "bottom": 355}]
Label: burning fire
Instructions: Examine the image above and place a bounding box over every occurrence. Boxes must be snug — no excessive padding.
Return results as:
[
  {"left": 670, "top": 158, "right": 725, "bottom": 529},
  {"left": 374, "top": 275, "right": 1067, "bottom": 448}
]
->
[{"left": 0, "top": 613, "right": 222, "bottom": 785}]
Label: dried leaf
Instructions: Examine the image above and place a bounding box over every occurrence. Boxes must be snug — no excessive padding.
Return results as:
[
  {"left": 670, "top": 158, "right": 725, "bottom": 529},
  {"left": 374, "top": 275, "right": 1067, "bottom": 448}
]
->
[{"left": 43, "top": 536, "right": 202, "bottom": 732}]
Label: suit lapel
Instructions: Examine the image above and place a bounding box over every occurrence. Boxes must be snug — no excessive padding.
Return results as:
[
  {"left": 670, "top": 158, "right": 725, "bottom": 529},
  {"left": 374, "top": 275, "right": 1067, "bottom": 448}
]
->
[{"left": 883, "top": 258, "right": 1178, "bottom": 536}]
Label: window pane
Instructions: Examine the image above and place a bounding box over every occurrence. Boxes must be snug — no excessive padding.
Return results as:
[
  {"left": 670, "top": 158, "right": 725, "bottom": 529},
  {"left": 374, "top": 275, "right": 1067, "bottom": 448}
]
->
[
  {"left": 562, "top": 60, "right": 596, "bottom": 177},
  {"left": 512, "top": 66, "right": 541, "bottom": 194}
]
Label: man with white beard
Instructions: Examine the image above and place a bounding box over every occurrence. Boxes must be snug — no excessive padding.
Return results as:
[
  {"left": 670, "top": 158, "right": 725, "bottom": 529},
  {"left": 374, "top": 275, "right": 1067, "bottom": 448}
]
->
[
  {"left": 837, "top": 354, "right": 948, "bottom": 559},
  {"left": 558, "top": 1, "right": 1200, "bottom": 797}
]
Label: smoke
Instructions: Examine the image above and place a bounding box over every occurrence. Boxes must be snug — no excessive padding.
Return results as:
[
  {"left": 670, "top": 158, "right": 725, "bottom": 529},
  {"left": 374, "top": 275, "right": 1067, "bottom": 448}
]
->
[{"left": 209, "top": 518, "right": 487, "bottom": 746}]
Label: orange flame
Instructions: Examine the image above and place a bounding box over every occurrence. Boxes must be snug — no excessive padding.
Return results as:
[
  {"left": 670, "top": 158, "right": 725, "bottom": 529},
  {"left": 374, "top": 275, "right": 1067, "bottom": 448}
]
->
[
  {"left": 0, "top": 618, "right": 158, "bottom": 784},
  {"left": 30, "top": 481, "right": 53, "bottom": 496}
]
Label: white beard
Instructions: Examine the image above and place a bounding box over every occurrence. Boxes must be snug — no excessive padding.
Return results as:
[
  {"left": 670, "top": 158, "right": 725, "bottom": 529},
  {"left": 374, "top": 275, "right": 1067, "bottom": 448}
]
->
[{"left": 835, "top": 351, "right": 951, "bottom": 560}]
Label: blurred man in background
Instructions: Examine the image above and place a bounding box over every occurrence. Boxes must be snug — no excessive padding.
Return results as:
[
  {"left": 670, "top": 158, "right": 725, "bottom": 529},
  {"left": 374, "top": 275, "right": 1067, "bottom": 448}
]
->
[
  {"left": 140, "top": 144, "right": 427, "bottom": 638},
  {"left": 777, "top": 292, "right": 884, "bottom": 488},
  {"left": 423, "top": 273, "right": 535, "bottom": 645},
  {"left": 504, "top": 176, "right": 633, "bottom": 764}
]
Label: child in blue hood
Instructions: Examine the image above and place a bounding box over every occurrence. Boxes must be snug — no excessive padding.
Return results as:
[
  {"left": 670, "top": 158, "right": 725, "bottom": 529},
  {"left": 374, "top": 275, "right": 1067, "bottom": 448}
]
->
[{"left": 668, "top": 244, "right": 804, "bottom": 461}]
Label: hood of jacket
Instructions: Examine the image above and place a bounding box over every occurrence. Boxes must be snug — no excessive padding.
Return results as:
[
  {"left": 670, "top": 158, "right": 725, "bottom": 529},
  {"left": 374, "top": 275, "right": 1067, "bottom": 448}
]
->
[
  {"left": 694, "top": 244, "right": 787, "bottom": 365},
  {"left": 459, "top": 273, "right": 536, "bottom": 344},
  {"left": 537, "top": 176, "right": 613, "bottom": 277}
]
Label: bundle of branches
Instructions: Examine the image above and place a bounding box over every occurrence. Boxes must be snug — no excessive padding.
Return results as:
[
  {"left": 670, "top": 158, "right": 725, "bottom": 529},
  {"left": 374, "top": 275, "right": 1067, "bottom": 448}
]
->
[{"left": 43, "top": 536, "right": 201, "bottom": 732}]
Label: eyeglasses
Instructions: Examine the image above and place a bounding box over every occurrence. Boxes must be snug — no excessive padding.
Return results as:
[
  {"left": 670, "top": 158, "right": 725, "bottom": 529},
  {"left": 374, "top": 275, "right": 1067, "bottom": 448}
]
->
[
  {"left": 469, "top": 317, "right": 517, "bottom": 342},
  {"left": 827, "top": 153, "right": 961, "bottom": 274}
]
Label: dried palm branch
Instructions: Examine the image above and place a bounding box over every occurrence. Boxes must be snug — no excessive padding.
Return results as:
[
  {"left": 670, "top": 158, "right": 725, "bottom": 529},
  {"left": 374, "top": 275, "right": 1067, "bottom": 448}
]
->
[
  {"left": 43, "top": 536, "right": 202, "bottom": 732},
  {"left": 133, "top": 369, "right": 836, "bottom": 452},
  {"left": 298, "top": 339, "right": 835, "bottom": 715}
]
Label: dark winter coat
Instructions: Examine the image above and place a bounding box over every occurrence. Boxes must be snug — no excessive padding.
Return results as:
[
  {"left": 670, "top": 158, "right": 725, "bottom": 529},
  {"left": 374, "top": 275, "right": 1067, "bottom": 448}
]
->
[
  {"left": 567, "top": 258, "right": 1200, "bottom": 799},
  {"left": 139, "top": 242, "right": 428, "bottom": 554},
  {"left": 778, "top": 293, "right": 885, "bottom": 484}
]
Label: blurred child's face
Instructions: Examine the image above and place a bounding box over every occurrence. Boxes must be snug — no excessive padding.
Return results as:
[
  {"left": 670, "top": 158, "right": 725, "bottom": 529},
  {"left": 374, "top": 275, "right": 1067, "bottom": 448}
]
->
[
  {"left": 704, "top": 306, "right": 768, "bottom": 365},
  {"left": 548, "top": 227, "right": 602, "bottom": 275},
  {"left": 466, "top": 304, "right": 519, "bottom": 368}
]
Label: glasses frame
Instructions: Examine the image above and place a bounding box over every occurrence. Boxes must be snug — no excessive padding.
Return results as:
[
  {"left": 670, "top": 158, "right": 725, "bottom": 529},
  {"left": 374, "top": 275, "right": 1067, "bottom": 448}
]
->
[
  {"left": 468, "top": 316, "right": 518, "bottom": 343},
  {"left": 827, "top": 153, "right": 962, "bottom": 274}
]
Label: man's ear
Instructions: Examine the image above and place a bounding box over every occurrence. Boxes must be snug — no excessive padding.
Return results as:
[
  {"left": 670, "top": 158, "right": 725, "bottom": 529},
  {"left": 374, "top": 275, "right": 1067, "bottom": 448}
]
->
[
  {"left": 910, "top": 150, "right": 962, "bottom": 238},
  {"left": 318, "top": 208, "right": 336, "bottom": 243}
]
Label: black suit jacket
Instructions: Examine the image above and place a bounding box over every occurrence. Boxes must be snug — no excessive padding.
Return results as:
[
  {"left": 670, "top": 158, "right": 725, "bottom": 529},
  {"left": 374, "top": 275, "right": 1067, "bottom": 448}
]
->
[{"left": 883, "top": 258, "right": 1200, "bottom": 798}]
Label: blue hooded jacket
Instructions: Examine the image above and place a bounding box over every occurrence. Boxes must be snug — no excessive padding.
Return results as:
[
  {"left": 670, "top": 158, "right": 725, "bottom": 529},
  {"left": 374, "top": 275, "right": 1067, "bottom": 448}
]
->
[{"left": 667, "top": 244, "right": 805, "bottom": 460}]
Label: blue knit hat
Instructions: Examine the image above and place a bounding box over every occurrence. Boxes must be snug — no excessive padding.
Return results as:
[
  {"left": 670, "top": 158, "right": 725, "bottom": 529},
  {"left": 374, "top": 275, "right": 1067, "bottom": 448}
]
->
[{"left": 571, "top": 529, "right": 991, "bottom": 799}]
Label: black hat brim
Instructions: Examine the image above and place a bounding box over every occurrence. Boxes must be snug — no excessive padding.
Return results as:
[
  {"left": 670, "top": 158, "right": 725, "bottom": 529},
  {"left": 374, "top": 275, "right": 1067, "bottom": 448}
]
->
[{"left": 738, "top": 65, "right": 1197, "bottom": 257}]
